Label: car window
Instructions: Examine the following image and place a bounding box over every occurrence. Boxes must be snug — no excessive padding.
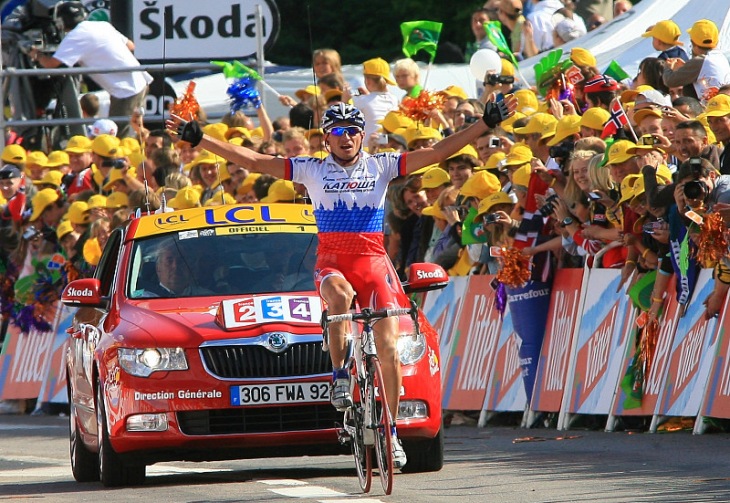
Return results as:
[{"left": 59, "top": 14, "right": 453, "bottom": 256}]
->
[
  {"left": 128, "top": 231, "right": 318, "bottom": 299},
  {"left": 95, "top": 228, "right": 123, "bottom": 298}
]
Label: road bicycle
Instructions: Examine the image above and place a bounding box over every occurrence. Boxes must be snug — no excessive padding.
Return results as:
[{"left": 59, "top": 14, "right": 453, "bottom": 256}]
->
[{"left": 324, "top": 304, "right": 419, "bottom": 495}]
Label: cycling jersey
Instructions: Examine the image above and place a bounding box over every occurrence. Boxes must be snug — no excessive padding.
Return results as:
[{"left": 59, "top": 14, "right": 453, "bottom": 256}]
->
[{"left": 286, "top": 151, "right": 407, "bottom": 255}]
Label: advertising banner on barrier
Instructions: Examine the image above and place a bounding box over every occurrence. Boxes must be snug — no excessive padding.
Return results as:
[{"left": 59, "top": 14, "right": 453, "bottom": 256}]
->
[
  {"left": 35, "top": 304, "right": 75, "bottom": 405},
  {"left": 699, "top": 302, "right": 730, "bottom": 420},
  {"left": 657, "top": 269, "right": 719, "bottom": 417},
  {"left": 564, "top": 269, "right": 634, "bottom": 416},
  {"left": 482, "top": 305, "right": 527, "bottom": 412},
  {"left": 0, "top": 302, "right": 61, "bottom": 400},
  {"left": 611, "top": 278, "right": 679, "bottom": 417},
  {"left": 421, "top": 276, "right": 469, "bottom": 396},
  {"left": 442, "top": 275, "right": 502, "bottom": 410},
  {"left": 530, "top": 268, "right": 584, "bottom": 413}
]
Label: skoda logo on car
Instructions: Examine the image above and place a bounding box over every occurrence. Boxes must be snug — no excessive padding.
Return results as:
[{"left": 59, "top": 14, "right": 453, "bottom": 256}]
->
[{"left": 267, "top": 332, "right": 289, "bottom": 353}]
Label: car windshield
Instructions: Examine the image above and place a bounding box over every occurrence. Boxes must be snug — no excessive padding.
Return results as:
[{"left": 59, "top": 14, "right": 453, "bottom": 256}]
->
[{"left": 128, "top": 231, "right": 318, "bottom": 299}]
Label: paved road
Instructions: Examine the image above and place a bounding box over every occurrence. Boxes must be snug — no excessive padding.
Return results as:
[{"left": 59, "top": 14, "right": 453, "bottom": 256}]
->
[{"left": 1, "top": 414, "right": 729, "bottom": 502}]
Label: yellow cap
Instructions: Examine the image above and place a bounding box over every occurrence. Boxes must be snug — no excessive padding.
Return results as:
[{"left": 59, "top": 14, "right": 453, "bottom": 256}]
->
[
  {"left": 238, "top": 172, "right": 262, "bottom": 195},
  {"left": 362, "top": 57, "right": 395, "bottom": 85},
  {"left": 618, "top": 174, "right": 642, "bottom": 204},
  {"left": 45, "top": 150, "right": 70, "bottom": 168},
  {"left": 627, "top": 134, "right": 666, "bottom": 155},
  {"left": 459, "top": 170, "right": 501, "bottom": 199},
  {"left": 499, "top": 112, "right": 526, "bottom": 133},
  {"left": 184, "top": 150, "right": 225, "bottom": 172},
  {"left": 304, "top": 128, "right": 325, "bottom": 140},
  {"left": 630, "top": 177, "right": 647, "bottom": 205},
  {"left": 87, "top": 194, "right": 108, "bottom": 209},
  {"left": 484, "top": 152, "right": 506, "bottom": 170},
  {"left": 633, "top": 107, "right": 663, "bottom": 124},
  {"left": 445, "top": 144, "right": 479, "bottom": 163},
  {"left": 102, "top": 168, "right": 127, "bottom": 191},
  {"left": 513, "top": 89, "right": 539, "bottom": 115},
  {"left": 121, "top": 137, "right": 142, "bottom": 154},
  {"left": 546, "top": 115, "right": 581, "bottom": 146},
  {"left": 513, "top": 113, "right": 557, "bottom": 140},
  {"left": 295, "top": 85, "right": 320, "bottom": 101},
  {"left": 476, "top": 191, "right": 513, "bottom": 218},
  {"left": 500, "top": 58, "right": 514, "bottom": 77},
  {"left": 421, "top": 202, "right": 446, "bottom": 220},
  {"left": 420, "top": 167, "right": 451, "bottom": 189},
  {"left": 324, "top": 89, "right": 343, "bottom": 102},
  {"left": 203, "top": 123, "right": 229, "bottom": 142},
  {"left": 703, "top": 94, "right": 730, "bottom": 117},
  {"left": 261, "top": 179, "right": 299, "bottom": 203},
  {"left": 169, "top": 186, "right": 201, "bottom": 209},
  {"left": 580, "top": 107, "right": 611, "bottom": 131},
  {"left": 570, "top": 47, "right": 597, "bottom": 68},
  {"left": 204, "top": 193, "right": 237, "bottom": 206},
  {"left": 504, "top": 144, "right": 533, "bottom": 167},
  {"left": 26, "top": 151, "right": 47, "bottom": 167},
  {"left": 33, "top": 170, "right": 63, "bottom": 187},
  {"left": 2, "top": 144, "right": 26, "bottom": 164},
  {"left": 67, "top": 201, "right": 90, "bottom": 225},
  {"left": 91, "top": 134, "right": 122, "bottom": 157},
  {"left": 405, "top": 126, "right": 443, "bottom": 147},
  {"left": 642, "top": 20, "right": 683, "bottom": 46},
  {"left": 224, "top": 126, "right": 251, "bottom": 140},
  {"left": 656, "top": 164, "right": 673, "bottom": 184},
  {"left": 606, "top": 140, "right": 637, "bottom": 165},
  {"left": 620, "top": 85, "right": 655, "bottom": 104},
  {"left": 687, "top": 19, "right": 718, "bottom": 49},
  {"left": 512, "top": 164, "right": 532, "bottom": 188},
  {"left": 56, "top": 220, "right": 74, "bottom": 241},
  {"left": 106, "top": 191, "right": 129, "bottom": 209},
  {"left": 65, "top": 135, "right": 93, "bottom": 154},
  {"left": 379, "top": 111, "right": 415, "bottom": 133},
  {"left": 436, "top": 85, "right": 468, "bottom": 100},
  {"left": 30, "top": 188, "right": 59, "bottom": 221}
]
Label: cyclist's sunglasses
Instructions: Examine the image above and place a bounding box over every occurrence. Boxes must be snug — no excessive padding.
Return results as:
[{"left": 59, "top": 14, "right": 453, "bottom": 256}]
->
[{"left": 328, "top": 126, "right": 362, "bottom": 137}]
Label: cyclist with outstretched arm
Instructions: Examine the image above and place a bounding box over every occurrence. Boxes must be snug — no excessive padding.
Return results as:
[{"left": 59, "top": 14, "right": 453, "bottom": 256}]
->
[{"left": 166, "top": 97, "right": 515, "bottom": 468}]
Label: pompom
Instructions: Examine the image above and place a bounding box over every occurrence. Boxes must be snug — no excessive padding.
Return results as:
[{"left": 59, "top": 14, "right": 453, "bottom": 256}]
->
[
  {"left": 399, "top": 90, "right": 445, "bottom": 123},
  {"left": 695, "top": 211, "right": 728, "bottom": 267},
  {"left": 496, "top": 247, "right": 531, "bottom": 288},
  {"left": 227, "top": 77, "right": 261, "bottom": 114},
  {"left": 170, "top": 81, "right": 200, "bottom": 121}
]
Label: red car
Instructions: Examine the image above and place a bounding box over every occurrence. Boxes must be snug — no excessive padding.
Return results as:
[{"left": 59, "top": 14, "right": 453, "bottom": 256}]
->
[{"left": 62, "top": 204, "right": 446, "bottom": 486}]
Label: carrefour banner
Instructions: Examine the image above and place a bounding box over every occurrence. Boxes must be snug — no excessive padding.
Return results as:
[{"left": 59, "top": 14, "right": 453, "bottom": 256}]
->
[
  {"left": 700, "top": 305, "right": 730, "bottom": 420},
  {"left": 657, "top": 270, "right": 719, "bottom": 417},
  {"left": 482, "top": 305, "right": 527, "bottom": 412},
  {"left": 421, "top": 275, "right": 469, "bottom": 396},
  {"left": 442, "top": 276, "right": 502, "bottom": 410},
  {"left": 506, "top": 280, "right": 552, "bottom": 403},
  {"left": 564, "top": 269, "right": 634, "bottom": 415},
  {"left": 531, "top": 268, "right": 584, "bottom": 413}
]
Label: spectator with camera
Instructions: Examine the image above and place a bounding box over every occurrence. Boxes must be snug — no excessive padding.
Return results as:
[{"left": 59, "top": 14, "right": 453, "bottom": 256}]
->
[
  {"left": 702, "top": 94, "right": 730, "bottom": 174},
  {"left": 479, "top": 59, "right": 517, "bottom": 103}
]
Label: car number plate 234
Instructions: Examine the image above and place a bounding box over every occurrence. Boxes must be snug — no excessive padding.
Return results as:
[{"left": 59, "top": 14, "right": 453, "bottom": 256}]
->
[{"left": 230, "top": 382, "right": 330, "bottom": 406}]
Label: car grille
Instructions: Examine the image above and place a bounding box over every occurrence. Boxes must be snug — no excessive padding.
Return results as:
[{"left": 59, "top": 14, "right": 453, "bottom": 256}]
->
[
  {"left": 177, "top": 405, "right": 339, "bottom": 435},
  {"left": 200, "top": 342, "right": 330, "bottom": 379}
]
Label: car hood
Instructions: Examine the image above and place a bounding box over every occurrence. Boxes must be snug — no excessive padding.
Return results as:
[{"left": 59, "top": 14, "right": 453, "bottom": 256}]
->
[{"left": 119, "top": 294, "right": 321, "bottom": 346}]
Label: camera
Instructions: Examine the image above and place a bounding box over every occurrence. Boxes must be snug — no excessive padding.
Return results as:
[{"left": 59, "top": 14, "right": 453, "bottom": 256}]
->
[
  {"left": 587, "top": 191, "right": 601, "bottom": 201},
  {"left": 489, "top": 137, "right": 501, "bottom": 148},
  {"left": 642, "top": 221, "right": 662, "bottom": 234},
  {"left": 484, "top": 74, "right": 515, "bottom": 86},
  {"left": 684, "top": 180, "right": 707, "bottom": 201},
  {"left": 538, "top": 194, "right": 559, "bottom": 217},
  {"left": 102, "top": 158, "right": 126, "bottom": 169},
  {"left": 549, "top": 140, "right": 575, "bottom": 161},
  {"left": 377, "top": 133, "right": 388, "bottom": 146},
  {"left": 22, "top": 226, "right": 39, "bottom": 241},
  {"left": 483, "top": 212, "right": 500, "bottom": 224}
]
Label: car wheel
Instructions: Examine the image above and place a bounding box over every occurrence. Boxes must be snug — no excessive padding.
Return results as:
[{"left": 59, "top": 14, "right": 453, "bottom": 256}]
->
[
  {"left": 96, "top": 381, "right": 146, "bottom": 487},
  {"left": 68, "top": 382, "right": 99, "bottom": 482},
  {"left": 400, "top": 427, "right": 444, "bottom": 473}
]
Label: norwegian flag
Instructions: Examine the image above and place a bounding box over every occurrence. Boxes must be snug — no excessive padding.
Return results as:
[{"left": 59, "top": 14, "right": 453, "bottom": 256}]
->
[{"left": 601, "top": 99, "right": 629, "bottom": 139}]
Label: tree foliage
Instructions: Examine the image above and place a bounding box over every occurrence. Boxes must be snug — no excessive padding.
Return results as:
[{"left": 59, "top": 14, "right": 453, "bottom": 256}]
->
[{"left": 266, "top": 0, "right": 484, "bottom": 67}]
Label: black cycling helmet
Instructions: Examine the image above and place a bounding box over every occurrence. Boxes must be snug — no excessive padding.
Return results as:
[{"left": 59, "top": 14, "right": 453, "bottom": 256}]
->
[
  {"left": 321, "top": 103, "right": 366, "bottom": 132},
  {"left": 55, "top": 1, "right": 87, "bottom": 31}
]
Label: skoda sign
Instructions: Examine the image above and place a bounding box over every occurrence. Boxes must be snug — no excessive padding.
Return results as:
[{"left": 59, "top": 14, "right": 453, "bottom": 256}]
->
[{"left": 132, "top": 0, "right": 280, "bottom": 62}]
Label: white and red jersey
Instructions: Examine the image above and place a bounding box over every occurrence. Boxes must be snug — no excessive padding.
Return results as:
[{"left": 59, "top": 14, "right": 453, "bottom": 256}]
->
[{"left": 286, "top": 151, "right": 407, "bottom": 255}]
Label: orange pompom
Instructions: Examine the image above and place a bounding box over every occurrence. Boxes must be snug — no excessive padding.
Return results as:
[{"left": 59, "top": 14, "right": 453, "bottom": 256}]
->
[
  {"left": 170, "top": 81, "right": 200, "bottom": 121},
  {"left": 399, "top": 90, "right": 446, "bottom": 123},
  {"left": 696, "top": 211, "right": 728, "bottom": 267},
  {"left": 496, "top": 247, "right": 531, "bottom": 288}
]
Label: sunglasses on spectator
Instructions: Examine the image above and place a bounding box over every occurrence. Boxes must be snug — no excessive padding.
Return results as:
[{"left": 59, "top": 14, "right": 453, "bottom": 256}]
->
[{"left": 328, "top": 126, "right": 362, "bottom": 137}]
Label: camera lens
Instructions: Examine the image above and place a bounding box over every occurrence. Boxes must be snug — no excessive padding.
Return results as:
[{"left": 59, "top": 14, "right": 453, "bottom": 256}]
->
[{"left": 683, "top": 180, "right": 707, "bottom": 201}]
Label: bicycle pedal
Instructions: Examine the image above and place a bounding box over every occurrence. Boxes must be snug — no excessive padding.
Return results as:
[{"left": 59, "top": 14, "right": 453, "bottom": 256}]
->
[{"left": 335, "top": 425, "right": 351, "bottom": 445}]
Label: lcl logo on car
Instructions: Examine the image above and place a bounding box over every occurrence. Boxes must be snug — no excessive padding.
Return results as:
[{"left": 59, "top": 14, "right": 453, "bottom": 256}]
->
[{"left": 133, "top": 0, "right": 281, "bottom": 62}]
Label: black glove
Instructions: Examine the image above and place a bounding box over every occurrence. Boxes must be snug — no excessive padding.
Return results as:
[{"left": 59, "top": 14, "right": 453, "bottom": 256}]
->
[
  {"left": 178, "top": 119, "right": 203, "bottom": 147},
  {"left": 482, "top": 100, "right": 510, "bottom": 129}
]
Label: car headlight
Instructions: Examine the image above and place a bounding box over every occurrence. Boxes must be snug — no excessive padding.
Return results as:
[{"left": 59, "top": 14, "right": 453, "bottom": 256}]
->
[
  {"left": 397, "top": 332, "right": 426, "bottom": 366},
  {"left": 118, "top": 348, "right": 188, "bottom": 377}
]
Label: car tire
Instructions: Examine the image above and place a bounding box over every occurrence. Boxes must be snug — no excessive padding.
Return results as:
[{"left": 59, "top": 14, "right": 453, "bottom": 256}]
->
[
  {"left": 400, "top": 427, "right": 444, "bottom": 473},
  {"left": 68, "top": 382, "right": 99, "bottom": 482},
  {"left": 96, "top": 381, "right": 146, "bottom": 487}
]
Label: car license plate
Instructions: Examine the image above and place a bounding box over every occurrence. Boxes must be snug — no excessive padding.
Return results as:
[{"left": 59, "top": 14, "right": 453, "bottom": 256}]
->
[{"left": 230, "top": 383, "right": 330, "bottom": 406}]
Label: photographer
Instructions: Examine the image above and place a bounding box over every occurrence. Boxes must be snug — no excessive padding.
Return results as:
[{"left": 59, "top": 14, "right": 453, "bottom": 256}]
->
[{"left": 479, "top": 59, "right": 517, "bottom": 104}]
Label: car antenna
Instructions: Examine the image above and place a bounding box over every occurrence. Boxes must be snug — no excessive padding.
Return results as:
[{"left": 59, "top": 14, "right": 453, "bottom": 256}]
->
[{"left": 140, "top": 159, "right": 152, "bottom": 214}]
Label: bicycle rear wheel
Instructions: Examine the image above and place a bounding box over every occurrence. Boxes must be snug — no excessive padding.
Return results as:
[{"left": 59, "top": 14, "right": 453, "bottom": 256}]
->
[
  {"left": 350, "top": 391, "right": 371, "bottom": 492},
  {"left": 368, "top": 356, "right": 394, "bottom": 495}
]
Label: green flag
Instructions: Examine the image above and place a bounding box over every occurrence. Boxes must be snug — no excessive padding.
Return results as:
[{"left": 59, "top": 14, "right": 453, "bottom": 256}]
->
[
  {"left": 211, "top": 60, "right": 262, "bottom": 80},
  {"left": 484, "top": 21, "right": 518, "bottom": 68},
  {"left": 400, "top": 20, "right": 442, "bottom": 61},
  {"left": 604, "top": 60, "right": 630, "bottom": 82},
  {"left": 461, "top": 207, "right": 489, "bottom": 245}
]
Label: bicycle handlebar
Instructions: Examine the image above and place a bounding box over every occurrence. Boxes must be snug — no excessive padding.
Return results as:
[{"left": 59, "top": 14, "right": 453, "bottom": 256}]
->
[{"left": 326, "top": 307, "right": 414, "bottom": 324}]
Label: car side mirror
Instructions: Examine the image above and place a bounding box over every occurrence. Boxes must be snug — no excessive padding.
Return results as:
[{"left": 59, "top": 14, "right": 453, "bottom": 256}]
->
[
  {"left": 61, "top": 278, "right": 107, "bottom": 308},
  {"left": 402, "top": 263, "right": 449, "bottom": 294}
]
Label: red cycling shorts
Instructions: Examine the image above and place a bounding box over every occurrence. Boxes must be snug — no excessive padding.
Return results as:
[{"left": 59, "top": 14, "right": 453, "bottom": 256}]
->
[{"left": 314, "top": 252, "right": 407, "bottom": 310}]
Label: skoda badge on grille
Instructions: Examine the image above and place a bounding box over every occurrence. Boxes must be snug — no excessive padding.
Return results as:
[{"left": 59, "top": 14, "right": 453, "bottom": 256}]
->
[{"left": 267, "top": 333, "right": 289, "bottom": 353}]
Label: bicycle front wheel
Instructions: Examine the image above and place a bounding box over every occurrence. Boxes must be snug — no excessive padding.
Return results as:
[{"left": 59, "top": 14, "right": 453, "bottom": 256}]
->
[{"left": 368, "top": 356, "right": 394, "bottom": 495}]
